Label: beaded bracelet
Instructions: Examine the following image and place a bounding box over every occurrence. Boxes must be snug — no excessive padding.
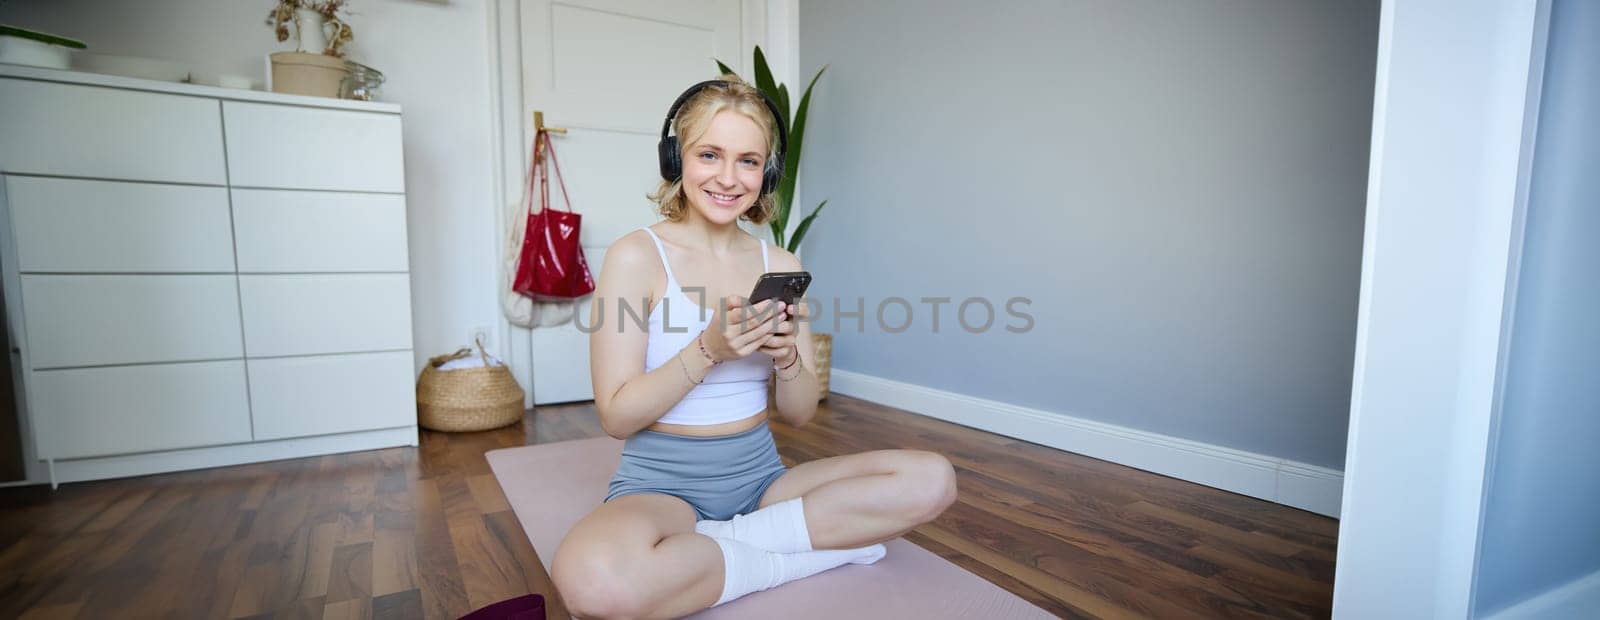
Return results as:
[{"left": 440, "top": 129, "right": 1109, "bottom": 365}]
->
[
  {"left": 696, "top": 333, "right": 721, "bottom": 365},
  {"left": 774, "top": 345, "right": 804, "bottom": 382},
  {"left": 775, "top": 357, "right": 805, "bottom": 382},
  {"left": 773, "top": 344, "right": 799, "bottom": 371},
  {"left": 678, "top": 352, "right": 705, "bottom": 385}
]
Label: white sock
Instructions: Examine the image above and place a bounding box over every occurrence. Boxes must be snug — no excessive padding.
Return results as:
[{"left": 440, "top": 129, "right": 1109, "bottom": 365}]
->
[
  {"left": 695, "top": 496, "right": 814, "bottom": 553},
  {"left": 711, "top": 536, "right": 887, "bottom": 607}
]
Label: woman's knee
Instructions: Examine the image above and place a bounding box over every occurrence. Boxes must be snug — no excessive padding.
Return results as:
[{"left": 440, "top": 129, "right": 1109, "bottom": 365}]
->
[
  {"left": 551, "top": 496, "right": 696, "bottom": 618},
  {"left": 902, "top": 450, "right": 958, "bottom": 521},
  {"left": 551, "top": 545, "right": 648, "bottom": 619}
]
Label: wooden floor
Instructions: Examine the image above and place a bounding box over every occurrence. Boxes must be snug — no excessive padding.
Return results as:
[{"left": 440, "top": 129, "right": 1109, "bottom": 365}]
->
[{"left": 0, "top": 394, "right": 1338, "bottom": 619}]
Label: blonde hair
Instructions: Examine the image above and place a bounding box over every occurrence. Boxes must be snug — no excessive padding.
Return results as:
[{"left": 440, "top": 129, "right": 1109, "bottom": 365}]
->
[{"left": 647, "top": 74, "right": 780, "bottom": 225}]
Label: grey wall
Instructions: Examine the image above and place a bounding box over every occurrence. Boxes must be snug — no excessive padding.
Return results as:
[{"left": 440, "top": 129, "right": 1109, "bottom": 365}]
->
[
  {"left": 797, "top": 0, "right": 1377, "bottom": 468},
  {"left": 1474, "top": 0, "right": 1600, "bottom": 615}
]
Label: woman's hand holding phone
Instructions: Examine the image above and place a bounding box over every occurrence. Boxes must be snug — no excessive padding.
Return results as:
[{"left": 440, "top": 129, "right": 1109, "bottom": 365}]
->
[
  {"left": 757, "top": 301, "right": 806, "bottom": 367},
  {"left": 698, "top": 296, "right": 789, "bottom": 363},
  {"left": 743, "top": 271, "right": 811, "bottom": 366}
]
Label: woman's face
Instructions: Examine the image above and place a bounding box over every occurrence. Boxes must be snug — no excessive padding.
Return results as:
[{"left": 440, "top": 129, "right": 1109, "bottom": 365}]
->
[{"left": 681, "top": 110, "right": 769, "bottom": 224}]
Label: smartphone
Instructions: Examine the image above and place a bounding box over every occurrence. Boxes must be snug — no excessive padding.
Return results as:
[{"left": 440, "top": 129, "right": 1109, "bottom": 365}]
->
[{"left": 748, "top": 271, "right": 812, "bottom": 308}]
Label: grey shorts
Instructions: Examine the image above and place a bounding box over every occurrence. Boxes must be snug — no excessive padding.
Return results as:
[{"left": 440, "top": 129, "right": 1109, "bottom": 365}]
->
[{"left": 604, "top": 420, "right": 789, "bottom": 521}]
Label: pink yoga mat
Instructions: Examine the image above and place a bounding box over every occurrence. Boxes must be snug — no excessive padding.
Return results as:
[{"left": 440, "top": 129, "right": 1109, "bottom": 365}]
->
[{"left": 486, "top": 436, "right": 1055, "bottom": 619}]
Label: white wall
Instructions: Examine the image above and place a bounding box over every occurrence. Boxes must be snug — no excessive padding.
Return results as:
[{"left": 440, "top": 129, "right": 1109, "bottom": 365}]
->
[
  {"left": 0, "top": 0, "right": 502, "bottom": 376},
  {"left": 1332, "top": 0, "right": 1545, "bottom": 617}
]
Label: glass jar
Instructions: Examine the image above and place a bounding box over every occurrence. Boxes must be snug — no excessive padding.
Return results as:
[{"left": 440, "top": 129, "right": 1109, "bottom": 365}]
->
[{"left": 340, "top": 60, "right": 385, "bottom": 101}]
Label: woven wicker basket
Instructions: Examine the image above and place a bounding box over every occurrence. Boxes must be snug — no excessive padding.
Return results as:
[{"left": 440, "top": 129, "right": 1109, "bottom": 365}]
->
[
  {"left": 812, "top": 333, "right": 832, "bottom": 399},
  {"left": 416, "top": 341, "right": 525, "bottom": 432}
]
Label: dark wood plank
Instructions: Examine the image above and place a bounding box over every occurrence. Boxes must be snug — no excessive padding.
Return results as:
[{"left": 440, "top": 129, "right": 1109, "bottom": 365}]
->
[
  {"left": 327, "top": 542, "right": 374, "bottom": 603},
  {"left": 484, "top": 509, "right": 570, "bottom": 619},
  {"left": 371, "top": 588, "right": 423, "bottom": 620},
  {"left": 322, "top": 596, "right": 372, "bottom": 620},
  {"left": 412, "top": 478, "right": 469, "bottom": 619},
  {"left": 449, "top": 513, "right": 528, "bottom": 611},
  {"left": 372, "top": 481, "right": 420, "bottom": 598}
]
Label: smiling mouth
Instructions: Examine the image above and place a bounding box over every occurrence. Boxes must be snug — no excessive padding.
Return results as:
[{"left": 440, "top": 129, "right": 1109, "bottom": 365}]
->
[{"left": 705, "top": 190, "right": 742, "bottom": 203}]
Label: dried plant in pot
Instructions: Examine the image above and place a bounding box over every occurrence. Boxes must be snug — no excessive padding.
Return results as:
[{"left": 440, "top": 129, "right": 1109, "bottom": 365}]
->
[{"left": 265, "top": 0, "right": 355, "bottom": 98}]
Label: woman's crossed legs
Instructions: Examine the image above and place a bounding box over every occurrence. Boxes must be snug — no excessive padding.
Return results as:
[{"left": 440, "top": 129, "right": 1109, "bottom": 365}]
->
[{"left": 550, "top": 449, "right": 957, "bottom": 619}]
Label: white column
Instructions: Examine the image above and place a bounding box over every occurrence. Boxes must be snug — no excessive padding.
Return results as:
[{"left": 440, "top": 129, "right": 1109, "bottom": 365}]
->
[{"left": 1333, "top": 1, "right": 1549, "bottom": 618}]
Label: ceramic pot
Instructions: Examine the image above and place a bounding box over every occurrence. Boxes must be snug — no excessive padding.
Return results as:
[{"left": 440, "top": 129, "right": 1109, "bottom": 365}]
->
[
  {"left": 294, "top": 8, "right": 329, "bottom": 54},
  {"left": 269, "top": 51, "right": 345, "bottom": 98}
]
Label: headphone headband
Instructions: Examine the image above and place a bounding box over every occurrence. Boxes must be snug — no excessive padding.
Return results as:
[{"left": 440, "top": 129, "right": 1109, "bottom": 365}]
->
[{"left": 658, "top": 79, "right": 788, "bottom": 196}]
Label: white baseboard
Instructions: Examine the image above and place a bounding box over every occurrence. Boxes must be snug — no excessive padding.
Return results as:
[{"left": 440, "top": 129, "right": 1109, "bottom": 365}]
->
[
  {"left": 829, "top": 370, "right": 1343, "bottom": 518},
  {"left": 1485, "top": 569, "right": 1600, "bottom": 620},
  {"left": 40, "top": 426, "right": 418, "bottom": 487}
]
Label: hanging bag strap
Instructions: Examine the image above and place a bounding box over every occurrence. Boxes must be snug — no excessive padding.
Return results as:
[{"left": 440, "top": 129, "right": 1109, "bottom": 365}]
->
[
  {"left": 522, "top": 130, "right": 545, "bottom": 217},
  {"left": 537, "top": 129, "right": 575, "bottom": 213}
]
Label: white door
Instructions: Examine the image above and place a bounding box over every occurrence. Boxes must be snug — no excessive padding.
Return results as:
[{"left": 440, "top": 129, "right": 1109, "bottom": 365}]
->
[{"left": 501, "top": 0, "right": 765, "bottom": 406}]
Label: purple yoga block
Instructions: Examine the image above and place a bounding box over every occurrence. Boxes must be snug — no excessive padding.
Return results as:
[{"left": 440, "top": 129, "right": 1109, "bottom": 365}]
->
[{"left": 459, "top": 593, "right": 545, "bottom": 620}]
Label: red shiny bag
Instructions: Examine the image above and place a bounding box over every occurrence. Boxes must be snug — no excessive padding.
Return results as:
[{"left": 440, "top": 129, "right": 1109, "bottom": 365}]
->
[{"left": 513, "top": 130, "right": 595, "bottom": 299}]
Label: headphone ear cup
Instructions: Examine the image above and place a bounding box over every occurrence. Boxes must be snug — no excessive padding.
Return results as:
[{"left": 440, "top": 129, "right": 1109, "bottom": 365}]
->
[
  {"left": 658, "top": 136, "right": 681, "bottom": 182},
  {"left": 761, "top": 158, "right": 782, "bottom": 195}
]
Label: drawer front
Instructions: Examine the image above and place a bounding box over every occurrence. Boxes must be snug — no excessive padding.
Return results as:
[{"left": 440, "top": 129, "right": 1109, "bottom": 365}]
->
[
  {"left": 34, "top": 360, "right": 252, "bottom": 459},
  {"left": 7, "top": 177, "right": 234, "bottom": 273},
  {"left": 21, "top": 275, "right": 243, "bottom": 368},
  {"left": 223, "top": 101, "right": 404, "bottom": 192},
  {"left": 239, "top": 274, "right": 413, "bottom": 357},
  {"left": 248, "top": 351, "right": 416, "bottom": 440},
  {"left": 232, "top": 189, "right": 409, "bottom": 272},
  {"left": 0, "top": 78, "right": 226, "bottom": 184}
]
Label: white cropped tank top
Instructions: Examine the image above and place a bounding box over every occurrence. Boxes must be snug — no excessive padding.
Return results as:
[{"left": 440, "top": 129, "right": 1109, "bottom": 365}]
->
[{"left": 640, "top": 227, "right": 773, "bottom": 425}]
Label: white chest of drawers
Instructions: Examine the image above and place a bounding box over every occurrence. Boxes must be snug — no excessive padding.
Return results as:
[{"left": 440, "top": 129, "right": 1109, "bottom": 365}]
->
[{"left": 0, "top": 65, "right": 418, "bottom": 486}]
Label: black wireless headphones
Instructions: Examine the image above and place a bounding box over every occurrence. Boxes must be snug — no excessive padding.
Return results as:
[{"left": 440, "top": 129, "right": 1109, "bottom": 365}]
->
[{"left": 658, "top": 79, "right": 788, "bottom": 196}]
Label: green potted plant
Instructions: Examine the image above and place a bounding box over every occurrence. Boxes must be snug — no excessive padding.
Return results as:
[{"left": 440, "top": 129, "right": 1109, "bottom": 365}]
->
[{"left": 714, "top": 47, "right": 834, "bottom": 400}]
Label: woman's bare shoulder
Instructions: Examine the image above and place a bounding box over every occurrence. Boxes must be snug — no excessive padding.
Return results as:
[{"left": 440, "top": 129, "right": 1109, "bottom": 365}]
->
[
  {"left": 608, "top": 228, "right": 655, "bottom": 260},
  {"left": 596, "top": 229, "right": 661, "bottom": 296},
  {"left": 765, "top": 241, "right": 803, "bottom": 271}
]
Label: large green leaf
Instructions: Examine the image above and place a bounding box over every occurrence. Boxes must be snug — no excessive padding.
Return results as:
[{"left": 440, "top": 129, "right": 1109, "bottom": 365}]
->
[
  {"left": 776, "top": 83, "right": 791, "bottom": 127},
  {"left": 714, "top": 58, "right": 737, "bottom": 77},
  {"left": 777, "top": 66, "right": 827, "bottom": 220},
  {"left": 774, "top": 79, "right": 793, "bottom": 230},
  {"left": 753, "top": 46, "right": 779, "bottom": 106},
  {"left": 0, "top": 25, "right": 86, "bottom": 49},
  {"left": 789, "top": 200, "right": 827, "bottom": 254}
]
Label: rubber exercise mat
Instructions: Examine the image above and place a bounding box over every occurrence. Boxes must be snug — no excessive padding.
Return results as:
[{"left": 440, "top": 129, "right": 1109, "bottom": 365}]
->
[{"left": 486, "top": 436, "right": 1055, "bottom": 619}]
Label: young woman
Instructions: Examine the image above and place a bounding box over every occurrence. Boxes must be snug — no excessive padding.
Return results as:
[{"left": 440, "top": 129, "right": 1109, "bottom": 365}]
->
[{"left": 550, "top": 76, "right": 957, "bottom": 619}]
